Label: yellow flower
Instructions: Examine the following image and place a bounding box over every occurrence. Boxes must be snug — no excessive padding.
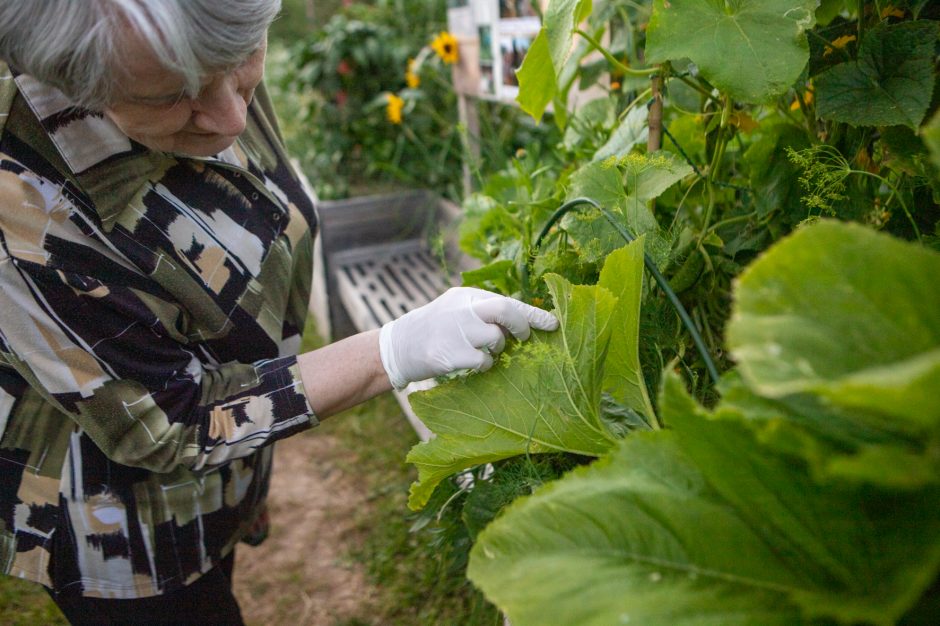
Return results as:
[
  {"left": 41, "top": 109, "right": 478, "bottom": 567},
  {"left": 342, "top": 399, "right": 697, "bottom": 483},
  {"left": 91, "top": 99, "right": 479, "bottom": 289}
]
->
[
  {"left": 405, "top": 58, "right": 420, "bottom": 89},
  {"left": 386, "top": 93, "right": 404, "bottom": 124},
  {"left": 823, "top": 34, "right": 856, "bottom": 57},
  {"left": 881, "top": 5, "right": 905, "bottom": 19},
  {"left": 431, "top": 31, "right": 459, "bottom": 64},
  {"left": 790, "top": 87, "right": 814, "bottom": 111}
]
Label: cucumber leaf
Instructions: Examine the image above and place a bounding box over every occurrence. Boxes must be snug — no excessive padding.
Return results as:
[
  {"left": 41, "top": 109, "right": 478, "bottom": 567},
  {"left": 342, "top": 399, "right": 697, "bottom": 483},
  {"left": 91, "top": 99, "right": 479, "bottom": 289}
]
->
[
  {"left": 562, "top": 152, "right": 690, "bottom": 263},
  {"left": 645, "top": 0, "right": 817, "bottom": 103},
  {"left": 814, "top": 21, "right": 938, "bottom": 129}
]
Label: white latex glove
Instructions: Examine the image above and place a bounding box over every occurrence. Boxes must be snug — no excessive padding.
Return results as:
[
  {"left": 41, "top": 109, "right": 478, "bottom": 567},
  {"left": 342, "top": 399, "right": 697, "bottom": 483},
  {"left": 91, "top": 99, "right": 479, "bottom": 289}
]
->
[{"left": 379, "top": 287, "right": 559, "bottom": 390}]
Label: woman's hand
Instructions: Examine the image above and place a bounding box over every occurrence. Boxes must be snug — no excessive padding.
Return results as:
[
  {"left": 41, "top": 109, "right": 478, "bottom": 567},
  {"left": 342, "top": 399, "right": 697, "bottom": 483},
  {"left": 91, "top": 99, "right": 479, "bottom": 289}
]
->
[{"left": 379, "top": 287, "right": 559, "bottom": 390}]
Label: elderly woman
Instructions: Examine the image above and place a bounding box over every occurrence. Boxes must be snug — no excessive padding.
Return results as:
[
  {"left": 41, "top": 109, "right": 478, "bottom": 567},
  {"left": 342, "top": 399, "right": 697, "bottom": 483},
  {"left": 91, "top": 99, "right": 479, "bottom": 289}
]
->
[{"left": 0, "top": 1, "right": 556, "bottom": 623}]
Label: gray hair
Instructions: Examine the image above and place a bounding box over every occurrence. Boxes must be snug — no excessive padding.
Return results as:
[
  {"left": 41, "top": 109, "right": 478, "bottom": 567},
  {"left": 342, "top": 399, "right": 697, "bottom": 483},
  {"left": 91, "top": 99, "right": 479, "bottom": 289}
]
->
[{"left": 0, "top": 0, "right": 281, "bottom": 110}]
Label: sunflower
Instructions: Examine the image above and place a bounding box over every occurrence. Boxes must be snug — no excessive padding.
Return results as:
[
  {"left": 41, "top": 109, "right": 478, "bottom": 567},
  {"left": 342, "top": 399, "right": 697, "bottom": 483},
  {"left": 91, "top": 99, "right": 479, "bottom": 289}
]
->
[
  {"left": 386, "top": 93, "right": 404, "bottom": 124},
  {"left": 431, "top": 31, "right": 459, "bottom": 64},
  {"left": 405, "top": 58, "right": 420, "bottom": 89}
]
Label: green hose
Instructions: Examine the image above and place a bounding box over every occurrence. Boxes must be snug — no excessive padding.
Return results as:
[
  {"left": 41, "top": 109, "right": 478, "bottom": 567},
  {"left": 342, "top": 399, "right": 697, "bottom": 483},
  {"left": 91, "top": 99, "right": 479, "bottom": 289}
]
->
[{"left": 522, "top": 196, "right": 720, "bottom": 386}]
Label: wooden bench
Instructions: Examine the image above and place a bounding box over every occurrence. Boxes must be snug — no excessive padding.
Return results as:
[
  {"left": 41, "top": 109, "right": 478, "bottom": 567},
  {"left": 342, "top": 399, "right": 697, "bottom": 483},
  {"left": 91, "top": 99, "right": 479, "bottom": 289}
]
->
[{"left": 316, "top": 190, "right": 474, "bottom": 440}]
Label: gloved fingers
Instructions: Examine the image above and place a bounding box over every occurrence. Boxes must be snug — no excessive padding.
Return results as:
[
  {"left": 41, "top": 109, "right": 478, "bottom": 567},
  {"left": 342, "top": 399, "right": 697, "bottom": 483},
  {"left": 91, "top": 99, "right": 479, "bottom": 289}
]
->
[
  {"left": 472, "top": 295, "right": 559, "bottom": 340},
  {"left": 477, "top": 351, "right": 495, "bottom": 372},
  {"left": 511, "top": 298, "right": 559, "bottom": 331},
  {"left": 449, "top": 346, "right": 495, "bottom": 373},
  {"left": 465, "top": 323, "right": 506, "bottom": 354}
]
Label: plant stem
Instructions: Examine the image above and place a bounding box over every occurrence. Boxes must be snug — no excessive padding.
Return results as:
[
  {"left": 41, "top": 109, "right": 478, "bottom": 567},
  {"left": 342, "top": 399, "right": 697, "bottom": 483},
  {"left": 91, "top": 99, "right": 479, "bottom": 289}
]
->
[
  {"left": 574, "top": 29, "right": 658, "bottom": 77},
  {"left": 706, "top": 211, "right": 757, "bottom": 236},
  {"left": 648, "top": 73, "right": 663, "bottom": 152},
  {"left": 852, "top": 170, "right": 922, "bottom": 242},
  {"left": 675, "top": 74, "right": 714, "bottom": 100},
  {"left": 698, "top": 98, "right": 732, "bottom": 240}
]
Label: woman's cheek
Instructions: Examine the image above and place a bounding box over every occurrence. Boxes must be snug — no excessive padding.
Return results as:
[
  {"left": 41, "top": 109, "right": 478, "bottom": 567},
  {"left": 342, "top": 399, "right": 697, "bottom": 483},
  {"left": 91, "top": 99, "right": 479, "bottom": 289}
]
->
[{"left": 108, "top": 104, "right": 192, "bottom": 145}]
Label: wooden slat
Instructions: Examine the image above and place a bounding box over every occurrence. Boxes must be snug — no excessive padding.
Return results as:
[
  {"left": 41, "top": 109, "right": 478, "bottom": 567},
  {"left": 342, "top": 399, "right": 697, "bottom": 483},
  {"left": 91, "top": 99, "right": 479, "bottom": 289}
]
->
[
  {"left": 333, "top": 240, "right": 450, "bottom": 331},
  {"left": 329, "top": 239, "right": 459, "bottom": 442}
]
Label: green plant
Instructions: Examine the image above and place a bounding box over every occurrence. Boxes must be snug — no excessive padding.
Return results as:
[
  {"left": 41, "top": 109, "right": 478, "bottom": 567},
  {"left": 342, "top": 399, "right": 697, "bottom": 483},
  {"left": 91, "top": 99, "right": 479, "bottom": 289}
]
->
[
  {"left": 404, "top": 1, "right": 940, "bottom": 623},
  {"left": 281, "top": 0, "right": 466, "bottom": 199},
  {"left": 466, "top": 222, "right": 940, "bottom": 625}
]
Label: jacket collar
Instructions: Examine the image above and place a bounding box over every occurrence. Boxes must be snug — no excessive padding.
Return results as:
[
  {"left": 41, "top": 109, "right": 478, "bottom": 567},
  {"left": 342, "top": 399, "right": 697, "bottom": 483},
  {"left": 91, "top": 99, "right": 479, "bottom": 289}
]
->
[
  {"left": 8, "top": 71, "right": 257, "bottom": 230},
  {"left": 13, "top": 72, "right": 137, "bottom": 175}
]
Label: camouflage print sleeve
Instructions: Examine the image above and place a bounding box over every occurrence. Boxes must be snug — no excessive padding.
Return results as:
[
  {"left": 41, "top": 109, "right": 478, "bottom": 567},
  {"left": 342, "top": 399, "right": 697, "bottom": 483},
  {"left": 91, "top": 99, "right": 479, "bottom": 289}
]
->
[{"left": 0, "top": 156, "right": 317, "bottom": 474}]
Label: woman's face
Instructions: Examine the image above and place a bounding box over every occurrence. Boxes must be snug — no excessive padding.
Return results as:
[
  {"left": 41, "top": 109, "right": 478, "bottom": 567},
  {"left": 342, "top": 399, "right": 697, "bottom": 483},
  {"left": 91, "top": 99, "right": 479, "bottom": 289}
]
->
[{"left": 104, "top": 32, "right": 267, "bottom": 157}]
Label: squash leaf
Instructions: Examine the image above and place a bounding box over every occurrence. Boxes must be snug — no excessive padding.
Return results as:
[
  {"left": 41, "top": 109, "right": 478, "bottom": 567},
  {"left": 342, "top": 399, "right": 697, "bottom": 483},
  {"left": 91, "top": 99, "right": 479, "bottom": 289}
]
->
[
  {"left": 726, "top": 220, "right": 940, "bottom": 488},
  {"left": 468, "top": 372, "right": 940, "bottom": 626},
  {"left": 727, "top": 220, "right": 940, "bottom": 434},
  {"left": 406, "top": 241, "right": 647, "bottom": 509},
  {"left": 598, "top": 238, "right": 654, "bottom": 421}
]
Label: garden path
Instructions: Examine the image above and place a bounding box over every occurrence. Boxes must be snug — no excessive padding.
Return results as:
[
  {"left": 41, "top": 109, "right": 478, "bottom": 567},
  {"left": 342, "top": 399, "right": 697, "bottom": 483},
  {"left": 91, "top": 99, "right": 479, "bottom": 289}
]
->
[{"left": 234, "top": 430, "right": 380, "bottom": 625}]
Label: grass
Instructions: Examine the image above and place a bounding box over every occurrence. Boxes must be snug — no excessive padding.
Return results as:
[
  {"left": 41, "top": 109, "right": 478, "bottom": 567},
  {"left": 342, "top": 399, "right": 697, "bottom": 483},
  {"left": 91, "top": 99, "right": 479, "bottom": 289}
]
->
[
  {"left": 298, "top": 316, "right": 500, "bottom": 626},
  {"left": 0, "top": 576, "right": 67, "bottom": 625},
  {"left": 324, "top": 396, "right": 501, "bottom": 626}
]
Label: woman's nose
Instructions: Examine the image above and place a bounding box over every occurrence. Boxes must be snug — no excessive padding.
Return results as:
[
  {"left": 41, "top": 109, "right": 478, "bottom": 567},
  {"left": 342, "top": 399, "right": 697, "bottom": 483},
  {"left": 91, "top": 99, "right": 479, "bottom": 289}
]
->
[{"left": 190, "top": 75, "right": 248, "bottom": 137}]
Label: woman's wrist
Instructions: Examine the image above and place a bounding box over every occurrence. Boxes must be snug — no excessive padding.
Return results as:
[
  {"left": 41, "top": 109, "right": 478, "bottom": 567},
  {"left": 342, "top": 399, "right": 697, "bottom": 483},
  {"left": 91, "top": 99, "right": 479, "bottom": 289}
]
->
[{"left": 296, "top": 328, "right": 392, "bottom": 418}]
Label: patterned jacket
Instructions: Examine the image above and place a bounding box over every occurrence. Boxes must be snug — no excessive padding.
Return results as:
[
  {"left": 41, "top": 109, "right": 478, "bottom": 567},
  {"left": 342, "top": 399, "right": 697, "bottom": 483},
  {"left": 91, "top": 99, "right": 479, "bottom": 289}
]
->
[{"left": 0, "top": 63, "right": 319, "bottom": 598}]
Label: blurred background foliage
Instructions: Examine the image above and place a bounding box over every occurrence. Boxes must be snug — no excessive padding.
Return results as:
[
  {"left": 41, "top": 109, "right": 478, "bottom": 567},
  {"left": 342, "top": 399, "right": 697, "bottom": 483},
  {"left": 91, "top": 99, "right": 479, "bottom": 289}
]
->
[{"left": 268, "top": 0, "right": 554, "bottom": 200}]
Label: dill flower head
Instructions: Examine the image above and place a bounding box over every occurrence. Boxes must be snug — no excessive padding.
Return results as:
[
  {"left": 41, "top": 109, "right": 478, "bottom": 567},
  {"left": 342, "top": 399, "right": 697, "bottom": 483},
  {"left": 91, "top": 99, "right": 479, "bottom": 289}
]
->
[
  {"left": 431, "top": 31, "right": 459, "bottom": 64},
  {"left": 786, "top": 146, "right": 849, "bottom": 215},
  {"left": 386, "top": 93, "right": 404, "bottom": 124}
]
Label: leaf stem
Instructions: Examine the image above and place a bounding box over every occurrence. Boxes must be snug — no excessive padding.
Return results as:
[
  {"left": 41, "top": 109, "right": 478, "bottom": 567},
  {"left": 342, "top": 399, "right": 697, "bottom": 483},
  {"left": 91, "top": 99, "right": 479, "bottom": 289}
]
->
[
  {"left": 675, "top": 74, "right": 715, "bottom": 100},
  {"left": 852, "top": 170, "right": 922, "bottom": 242},
  {"left": 574, "top": 29, "right": 658, "bottom": 77}
]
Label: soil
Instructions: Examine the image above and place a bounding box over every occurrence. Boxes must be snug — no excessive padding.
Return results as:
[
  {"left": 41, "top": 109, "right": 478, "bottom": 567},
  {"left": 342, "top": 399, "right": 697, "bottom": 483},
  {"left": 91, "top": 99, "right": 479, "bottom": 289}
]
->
[{"left": 233, "top": 430, "right": 379, "bottom": 625}]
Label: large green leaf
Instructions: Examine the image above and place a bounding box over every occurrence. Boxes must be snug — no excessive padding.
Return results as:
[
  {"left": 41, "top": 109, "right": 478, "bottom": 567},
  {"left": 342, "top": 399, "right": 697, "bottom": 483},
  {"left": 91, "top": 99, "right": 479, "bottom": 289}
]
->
[
  {"left": 516, "top": 0, "right": 593, "bottom": 122},
  {"left": 562, "top": 152, "right": 690, "bottom": 263},
  {"left": 645, "top": 0, "right": 817, "bottom": 103},
  {"left": 468, "top": 373, "right": 940, "bottom": 626},
  {"left": 715, "top": 371, "right": 939, "bottom": 489},
  {"left": 406, "top": 267, "right": 625, "bottom": 509},
  {"left": 515, "top": 33, "right": 557, "bottom": 123},
  {"left": 727, "top": 220, "right": 940, "bottom": 433},
  {"left": 814, "top": 21, "right": 938, "bottom": 129},
  {"left": 598, "top": 240, "right": 655, "bottom": 420}
]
